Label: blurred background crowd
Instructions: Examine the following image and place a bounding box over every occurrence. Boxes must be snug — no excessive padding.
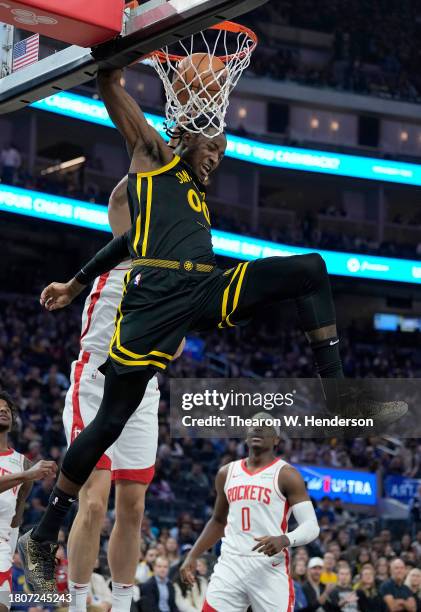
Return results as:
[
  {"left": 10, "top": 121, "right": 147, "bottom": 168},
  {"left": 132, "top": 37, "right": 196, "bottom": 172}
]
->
[{"left": 1, "top": 294, "right": 421, "bottom": 610}]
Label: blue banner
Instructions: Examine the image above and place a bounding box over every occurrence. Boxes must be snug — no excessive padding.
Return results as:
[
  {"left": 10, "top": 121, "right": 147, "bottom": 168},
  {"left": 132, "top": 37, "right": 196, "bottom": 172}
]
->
[
  {"left": 1, "top": 183, "right": 421, "bottom": 285},
  {"left": 31, "top": 92, "right": 421, "bottom": 187},
  {"left": 294, "top": 464, "right": 377, "bottom": 506},
  {"left": 384, "top": 475, "right": 421, "bottom": 505}
]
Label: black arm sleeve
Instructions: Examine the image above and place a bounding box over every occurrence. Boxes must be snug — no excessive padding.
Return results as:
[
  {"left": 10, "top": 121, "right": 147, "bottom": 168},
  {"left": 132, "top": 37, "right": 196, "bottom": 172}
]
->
[{"left": 75, "top": 232, "right": 130, "bottom": 285}]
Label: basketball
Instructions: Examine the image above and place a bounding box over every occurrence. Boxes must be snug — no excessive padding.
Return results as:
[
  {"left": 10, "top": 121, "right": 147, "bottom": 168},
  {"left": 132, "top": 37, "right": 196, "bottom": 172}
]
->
[{"left": 172, "top": 53, "right": 228, "bottom": 106}]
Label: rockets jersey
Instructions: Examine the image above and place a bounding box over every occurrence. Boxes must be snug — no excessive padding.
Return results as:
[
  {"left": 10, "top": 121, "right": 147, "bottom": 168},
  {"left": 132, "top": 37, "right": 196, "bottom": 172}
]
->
[
  {"left": 0, "top": 449, "right": 25, "bottom": 537},
  {"left": 79, "top": 264, "right": 132, "bottom": 362},
  {"left": 126, "top": 156, "right": 216, "bottom": 265},
  {"left": 222, "top": 457, "right": 292, "bottom": 562}
]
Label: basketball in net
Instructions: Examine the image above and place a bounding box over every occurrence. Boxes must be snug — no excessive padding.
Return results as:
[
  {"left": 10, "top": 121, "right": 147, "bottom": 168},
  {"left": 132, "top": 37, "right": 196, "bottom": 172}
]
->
[
  {"left": 172, "top": 53, "right": 228, "bottom": 106},
  {"left": 149, "top": 22, "right": 258, "bottom": 137}
]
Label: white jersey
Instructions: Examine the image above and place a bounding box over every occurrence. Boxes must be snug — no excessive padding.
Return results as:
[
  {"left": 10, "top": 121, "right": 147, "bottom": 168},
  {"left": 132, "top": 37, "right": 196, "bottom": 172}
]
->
[
  {"left": 222, "top": 457, "right": 292, "bottom": 561},
  {"left": 0, "top": 450, "right": 25, "bottom": 537},
  {"left": 79, "top": 264, "right": 131, "bottom": 362}
]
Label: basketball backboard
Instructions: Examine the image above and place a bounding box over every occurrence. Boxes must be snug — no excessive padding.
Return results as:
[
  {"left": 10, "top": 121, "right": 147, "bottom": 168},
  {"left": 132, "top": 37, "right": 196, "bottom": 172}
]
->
[{"left": 0, "top": 0, "right": 268, "bottom": 115}]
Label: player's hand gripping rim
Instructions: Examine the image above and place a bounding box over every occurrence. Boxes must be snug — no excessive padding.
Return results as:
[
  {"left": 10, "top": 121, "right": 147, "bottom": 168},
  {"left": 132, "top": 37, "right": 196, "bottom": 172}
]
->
[
  {"left": 252, "top": 534, "right": 290, "bottom": 557},
  {"left": 40, "top": 278, "right": 85, "bottom": 311}
]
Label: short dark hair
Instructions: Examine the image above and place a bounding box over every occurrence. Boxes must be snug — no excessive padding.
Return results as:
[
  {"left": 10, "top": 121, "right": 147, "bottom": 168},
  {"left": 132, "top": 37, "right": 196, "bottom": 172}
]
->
[{"left": 0, "top": 390, "right": 18, "bottom": 429}]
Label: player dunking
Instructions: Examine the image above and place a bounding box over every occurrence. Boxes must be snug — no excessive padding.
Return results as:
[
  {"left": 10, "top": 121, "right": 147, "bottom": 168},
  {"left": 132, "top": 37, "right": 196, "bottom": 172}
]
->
[
  {"left": 19, "top": 65, "right": 406, "bottom": 591},
  {"left": 180, "top": 414, "right": 319, "bottom": 612},
  {"left": 0, "top": 392, "right": 56, "bottom": 609}
]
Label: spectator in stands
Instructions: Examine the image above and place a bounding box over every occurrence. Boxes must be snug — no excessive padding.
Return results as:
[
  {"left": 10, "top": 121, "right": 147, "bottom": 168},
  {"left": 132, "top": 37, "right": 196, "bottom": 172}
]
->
[
  {"left": 380, "top": 558, "right": 416, "bottom": 612},
  {"left": 376, "top": 558, "right": 390, "bottom": 584},
  {"left": 88, "top": 558, "right": 112, "bottom": 611},
  {"left": 293, "top": 558, "right": 309, "bottom": 586},
  {"left": 321, "top": 552, "right": 338, "bottom": 585},
  {"left": 409, "top": 487, "right": 421, "bottom": 537},
  {"left": 136, "top": 547, "right": 158, "bottom": 585},
  {"left": 139, "top": 556, "right": 179, "bottom": 612},
  {"left": 172, "top": 560, "right": 207, "bottom": 611},
  {"left": 165, "top": 538, "right": 181, "bottom": 569},
  {"left": 303, "top": 557, "right": 333, "bottom": 611},
  {"left": 1, "top": 143, "right": 21, "bottom": 184},
  {"left": 316, "top": 497, "right": 336, "bottom": 525},
  {"left": 355, "top": 564, "right": 387, "bottom": 612},
  {"left": 327, "top": 563, "right": 359, "bottom": 612},
  {"left": 195, "top": 557, "right": 209, "bottom": 582},
  {"left": 405, "top": 569, "right": 421, "bottom": 612}
]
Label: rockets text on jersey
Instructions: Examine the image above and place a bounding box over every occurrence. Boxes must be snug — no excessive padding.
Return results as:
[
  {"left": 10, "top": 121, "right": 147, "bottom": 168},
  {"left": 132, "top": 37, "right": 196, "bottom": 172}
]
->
[{"left": 222, "top": 457, "right": 292, "bottom": 565}]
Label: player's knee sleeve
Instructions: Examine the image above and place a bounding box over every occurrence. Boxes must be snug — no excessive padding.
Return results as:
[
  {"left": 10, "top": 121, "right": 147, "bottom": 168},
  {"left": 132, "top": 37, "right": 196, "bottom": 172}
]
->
[{"left": 296, "top": 253, "right": 328, "bottom": 291}]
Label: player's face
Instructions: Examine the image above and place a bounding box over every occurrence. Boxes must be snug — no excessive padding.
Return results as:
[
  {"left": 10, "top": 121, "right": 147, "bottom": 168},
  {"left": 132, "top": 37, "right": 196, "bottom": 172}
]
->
[
  {"left": 0, "top": 400, "right": 12, "bottom": 432},
  {"left": 246, "top": 424, "right": 278, "bottom": 451},
  {"left": 182, "top": 133, "right": 227, "bottom": 184}
]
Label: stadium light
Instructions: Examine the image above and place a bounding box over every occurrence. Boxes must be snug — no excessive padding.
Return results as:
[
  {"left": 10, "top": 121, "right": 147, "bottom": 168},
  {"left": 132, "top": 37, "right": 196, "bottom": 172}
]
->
[{"left": 1, "top": 183, "right": 420, "bottom": 286}]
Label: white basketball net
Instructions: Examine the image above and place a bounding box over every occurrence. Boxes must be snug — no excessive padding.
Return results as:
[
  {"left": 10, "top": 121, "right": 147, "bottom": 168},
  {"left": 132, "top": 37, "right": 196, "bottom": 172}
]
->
[{"left": 149, "top": 23, "right": 257, "bottom": 137}]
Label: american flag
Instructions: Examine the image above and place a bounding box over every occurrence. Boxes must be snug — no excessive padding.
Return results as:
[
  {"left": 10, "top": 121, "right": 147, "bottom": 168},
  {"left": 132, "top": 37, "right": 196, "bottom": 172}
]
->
[{"left": 12, "top": 34, "right": 39, "bottom": 72}]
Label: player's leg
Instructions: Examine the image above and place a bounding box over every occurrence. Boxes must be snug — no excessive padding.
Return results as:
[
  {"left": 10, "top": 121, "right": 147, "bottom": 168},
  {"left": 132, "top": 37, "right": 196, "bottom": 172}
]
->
[
  {"left": 107, "top": 376, "right": 159, "bottom": 611},
  {"left": 0, "top": 537, "right": 15, "bottom": 611},
  {"left": 204, "top": 554, "right": 250, "bottom": 612},
  {"left": 66, "top": 469, "right": 111, "bottom": 612},
  {"left": 18, "top": 363, "right": 152, "bottom": 592},
  {"left": 214, "top": 256, "right": 406, "bottom": 421},
  {"left": 107, "top": 482, "right": 147, "bottom": 610},
  {"left": 246, "top": 557, "right": 294, "bottom": 612}
]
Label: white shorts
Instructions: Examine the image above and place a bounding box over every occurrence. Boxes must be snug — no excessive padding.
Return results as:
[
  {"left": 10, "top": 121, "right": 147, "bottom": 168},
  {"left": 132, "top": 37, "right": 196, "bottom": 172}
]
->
[
  {"left": 204, "top": 553, "right": 294, "bottom": 612},
  {"left": 63, "top": 352, "right": 160, "bottom": 483},
  {"left": 0, "top": 529, "right": 18, "bottom": 608}
]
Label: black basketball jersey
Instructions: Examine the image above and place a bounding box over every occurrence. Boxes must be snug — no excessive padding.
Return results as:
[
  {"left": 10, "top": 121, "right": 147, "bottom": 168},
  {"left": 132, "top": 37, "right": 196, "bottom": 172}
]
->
[{"left": 126, "top": 155, "right": 215, "bottom": 264}]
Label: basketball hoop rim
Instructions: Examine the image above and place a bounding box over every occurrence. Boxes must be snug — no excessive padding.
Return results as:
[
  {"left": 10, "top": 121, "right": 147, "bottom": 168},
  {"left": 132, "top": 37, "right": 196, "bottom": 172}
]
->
[{"left": 150, "top": 21, "right": 258, "bottom": 64}]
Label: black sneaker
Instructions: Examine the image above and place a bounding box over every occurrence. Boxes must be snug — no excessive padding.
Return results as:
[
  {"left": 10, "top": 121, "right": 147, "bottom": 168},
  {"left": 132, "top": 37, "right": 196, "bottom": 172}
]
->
[
  {"left": 17, "top": 529, "right": 57, "bottom": 593},
  {"left": 321, "top": 393, "right": 408, "bottom": 437}
]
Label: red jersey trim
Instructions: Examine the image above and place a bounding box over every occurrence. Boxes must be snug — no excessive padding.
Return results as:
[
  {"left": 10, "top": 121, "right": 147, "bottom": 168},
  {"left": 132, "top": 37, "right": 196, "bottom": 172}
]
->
[
  {"left": 0, "top": 449, "right": 13, "bottom": 456},
  {"left": 80, "top": 272, "right": 110, "bottom": 343},
  {"left": 240, "top": 456, "right": 281, "bottom": 476},
  {"left": 0, "top": 568, "right": 12, "bottom": 591},
  {"left": 202, "top": 599, "right": 218, "bottom": 612},
  {"left": 112, "top": 466, "right": 155, "bottom": 484}
]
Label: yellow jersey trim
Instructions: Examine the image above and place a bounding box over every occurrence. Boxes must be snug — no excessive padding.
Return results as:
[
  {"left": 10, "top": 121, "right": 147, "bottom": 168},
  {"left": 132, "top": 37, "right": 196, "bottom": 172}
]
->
[
  {"left": 141, "top": 176, "right": 153, "bottom": 257},
  {"left": 226, "top": 262, "right": 250, "bottom": 327},
  {"left": 133, "top": 176, "right": 142, "bottom": 256},
  {"left": 136, "top": 155, "right": 180, "bottom": 178},
  {"left": 218, "top": 264, "right": 243, "bottom": 329}
]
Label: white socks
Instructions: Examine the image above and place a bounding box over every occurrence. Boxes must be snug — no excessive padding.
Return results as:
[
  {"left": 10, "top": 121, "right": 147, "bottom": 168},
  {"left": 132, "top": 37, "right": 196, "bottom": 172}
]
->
[
  {"left": 69, "top": 581, "right": 89, "bottom": 612},
  {"left": 112, "top": 582, "right": 134, "bottom": 611}
]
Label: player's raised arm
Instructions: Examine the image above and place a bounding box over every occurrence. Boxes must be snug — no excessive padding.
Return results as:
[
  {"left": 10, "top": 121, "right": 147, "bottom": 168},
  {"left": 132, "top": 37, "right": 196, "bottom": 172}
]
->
[
  {"left": 0, "top": 459, "right": 57, "bottom": 496},
  {"left": 180, "top": 465, "right": 229, "bottom": 585},
  {"left": 97, "top": 68, "right": 172, "bottom": 169},
  {"left": 40, "top": 231, "right": 131, "bottom": 311},
  {"left": 253, "top": 466, "right": 319, "bottom": 556}
]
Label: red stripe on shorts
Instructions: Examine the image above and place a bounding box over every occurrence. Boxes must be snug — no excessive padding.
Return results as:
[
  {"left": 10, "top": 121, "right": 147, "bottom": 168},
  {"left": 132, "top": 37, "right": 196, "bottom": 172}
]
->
[
  {"left": 281, "top": 501, "right": 295, "bottom": 612},
  {"left": 0, "top": 568, "right": 12, "bottom": 591},
  {"left": 112, "top": 466, "right": 155, "bottom": 483},
  {"left": 71, "top": 351, "right": 110, "bottom": 470}
]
